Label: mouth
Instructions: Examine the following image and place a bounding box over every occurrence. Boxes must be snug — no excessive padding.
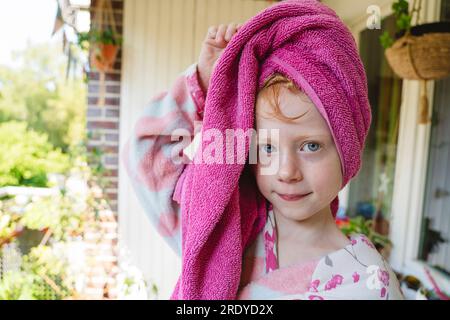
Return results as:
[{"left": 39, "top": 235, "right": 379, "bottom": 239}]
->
[{"left": 276, "top": 192, "right": 312, "bottom": 202}]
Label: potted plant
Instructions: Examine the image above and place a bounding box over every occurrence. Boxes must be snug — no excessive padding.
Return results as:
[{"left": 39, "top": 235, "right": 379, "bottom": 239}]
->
[
  {"left": 380, "top": 0, "right": 450, "bottom": 123},
  {"left": 77, "top": 26, "right": 122, "bottom": 106},
  {"left": 77, "top": 27, "right": 123, "bottom": 73},
  {"left": 338, "top": 215, "right": 392, "bottom": 256}
]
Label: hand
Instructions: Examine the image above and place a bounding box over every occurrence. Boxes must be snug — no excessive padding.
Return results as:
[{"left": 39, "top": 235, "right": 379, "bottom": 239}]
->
[{"left": 197, "top": 22, "right": 243, "bottom": 93}]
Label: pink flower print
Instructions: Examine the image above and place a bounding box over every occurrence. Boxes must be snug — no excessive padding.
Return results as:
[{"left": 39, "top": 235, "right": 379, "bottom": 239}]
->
[
  {"left": 265, "top": 231, "right": 274, "bottom": 250},
  {"left": 377, "top": 269, "right": 390, "bottom": 286},
  {"left": 325, "top": 275, "right": 344, "bottom": 291},
  {"left": 361, "top": 236, "right": 376, "bottom": 249},
  {"left": 351, "top": 238, "right": 357, "bottom": 245},
  {"left": 380, "top": 287, "right": 387, "bottom": 298},
  {"left": 264, "top": 230, "right": 277, "bottom": 273},
  {"left": 308, "top": 295, "right": 324, "bottom": 300},
  {"left": 309, "top": 279, "right": 320, "bottom": 292},
  {"left": 352, "top": 272, "right": 360, "bottom": 283}
]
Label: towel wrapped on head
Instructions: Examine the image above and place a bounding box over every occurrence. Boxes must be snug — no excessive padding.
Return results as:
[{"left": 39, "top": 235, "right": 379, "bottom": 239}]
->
[{"left": 171, "top": 0, "right": 372, "bottom": 300}]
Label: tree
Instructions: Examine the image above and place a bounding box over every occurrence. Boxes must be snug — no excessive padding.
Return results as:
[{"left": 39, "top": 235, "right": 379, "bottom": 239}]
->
[
  {"left": 0, "top": 42, "right": 86, "bottom": 152},
  {"left": 0, "top": 121, "right": 69, "bottom": 187}
]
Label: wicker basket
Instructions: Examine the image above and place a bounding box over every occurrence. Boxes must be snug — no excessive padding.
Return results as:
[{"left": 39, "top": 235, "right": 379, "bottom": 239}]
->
[
  {"left": 384, "top": 22, "right": 450, "bottom": 124},
  {"left": 385, "top": 32, "right": 450, "bottom": 80}
]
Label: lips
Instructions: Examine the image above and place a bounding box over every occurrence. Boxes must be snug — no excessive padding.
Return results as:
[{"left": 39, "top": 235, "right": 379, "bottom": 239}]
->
[{"left": 276, "top": 192, "right": 311, "bottom": 201}]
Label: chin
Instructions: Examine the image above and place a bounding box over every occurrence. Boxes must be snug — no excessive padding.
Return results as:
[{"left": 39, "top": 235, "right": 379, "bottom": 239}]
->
[{"left": 274, "top": 203, "right": 319, "bottom": 221}]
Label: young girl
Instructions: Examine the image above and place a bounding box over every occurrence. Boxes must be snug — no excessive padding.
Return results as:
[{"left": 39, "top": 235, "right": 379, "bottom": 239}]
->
[{"left": 123, "top": 4, "right": 404, "bottom": 300}]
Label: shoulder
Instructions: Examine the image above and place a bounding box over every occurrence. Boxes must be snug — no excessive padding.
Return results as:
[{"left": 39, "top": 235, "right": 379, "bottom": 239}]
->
[{"left": 307, "top": 234, "right": 404, "bottom": 300}]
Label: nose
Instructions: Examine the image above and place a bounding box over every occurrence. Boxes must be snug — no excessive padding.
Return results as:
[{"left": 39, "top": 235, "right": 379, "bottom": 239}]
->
[{"left": 277, "top": 149, "right": 303, "bottom": 183}]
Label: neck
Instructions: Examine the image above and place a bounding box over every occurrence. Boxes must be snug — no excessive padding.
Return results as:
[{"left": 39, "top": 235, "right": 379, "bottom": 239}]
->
[{"left": 273, "top": 205, "right": 343, "bottom": 249}]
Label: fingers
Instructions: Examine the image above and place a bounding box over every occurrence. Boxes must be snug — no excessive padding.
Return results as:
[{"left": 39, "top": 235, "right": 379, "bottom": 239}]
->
[
  {"left": 207, "top": 25, "right": 218, "bottom": 39},
  {"left": 206, "top": 22, "right": 242, "bottom": 43},
  {"left": 216, "top": 24, "right": 228, "bottom": 42},
  {"left": 224, "top": 22, "right": 238, "bottom": 42}
]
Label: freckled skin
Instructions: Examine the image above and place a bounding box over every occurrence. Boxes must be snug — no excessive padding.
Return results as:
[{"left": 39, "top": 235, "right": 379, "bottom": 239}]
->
[
  {"left": 253, "top": 87, "right": 342, "bottom": 223},
  {"left": 251, "top": 86, "right": 350, "bottom": 266}
]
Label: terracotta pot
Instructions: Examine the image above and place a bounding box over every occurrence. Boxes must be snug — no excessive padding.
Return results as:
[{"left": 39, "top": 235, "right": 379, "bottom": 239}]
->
[{"left": 90, "top": 43, "right": 119, "bottom": 73}]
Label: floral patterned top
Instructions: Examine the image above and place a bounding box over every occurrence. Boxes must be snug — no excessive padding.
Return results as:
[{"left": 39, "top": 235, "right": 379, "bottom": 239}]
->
[{"left": 237, "top": 203, "right": 405, "bottom": 300}]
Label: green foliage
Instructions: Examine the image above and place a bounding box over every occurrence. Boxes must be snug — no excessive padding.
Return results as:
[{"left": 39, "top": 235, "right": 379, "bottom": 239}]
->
[
  {"left": 0, "top": 157, "right": 102, "bottom": 299},
  {"left": 392, "top": 0, "right": 410, "bottom": 25},
  {"left": 0, "top": 121, "right": 70, "bottom": 187},
  {"left": 21, "top": 246, "right": 74, "bottom": 300},
  {"left": 77, "top": 27, "right": 123, "bottom": 51},
  {"left": 392, "top": 0, "right": 409, "bottom": 14},
  {"left": 396, "top": 13, "right": 412, "bottom": 31},
  {"left": 69, "top": 135, "right": 108, "bottom": 181},
  {"left": 0, "top": 246, "right": 74, "bottom": 300},
  {"left": 0, "top": 43, "right": 86, "bottom": 152},
  {"left": 379, "top": 0, "right": 413, "bottom": 49},
  {"left": 0, "top": 206, "right": 19, "bottom": 241},
  {"left": 0, "top": 270, "right": 34, "bottom": 300},
  {"left": 340, "top": 216, "right": 392, "bottom": 249},
  {"left": 380, "top": 31, "right": 395, "bottom": 49},
  {"left": 21, "top": 196, "right": 85, "bottom": 242},
  {"left": 0, "top": 37, "right": 125, "bottom": 300}
]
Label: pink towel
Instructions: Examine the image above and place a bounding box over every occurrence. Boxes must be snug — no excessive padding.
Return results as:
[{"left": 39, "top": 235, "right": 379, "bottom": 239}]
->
[{"left": 171, "top": 0, "right": 371, "bottom": 300}]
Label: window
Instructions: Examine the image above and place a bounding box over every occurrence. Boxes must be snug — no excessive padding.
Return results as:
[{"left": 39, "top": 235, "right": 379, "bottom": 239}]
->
[
  {"left": 345, "top": 15, "right": 403, "bottom": 236},
  {"left": 418, "top": 0, "right": 450, "bottom": 277}
]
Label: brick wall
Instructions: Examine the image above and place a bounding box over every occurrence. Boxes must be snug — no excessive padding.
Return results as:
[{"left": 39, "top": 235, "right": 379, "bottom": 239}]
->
[
  {"left": 83, "top": 0, "right": 123, "bottom": 300},
  {"left": 87, "top": 0, "right": 123, "bottom": 215}
]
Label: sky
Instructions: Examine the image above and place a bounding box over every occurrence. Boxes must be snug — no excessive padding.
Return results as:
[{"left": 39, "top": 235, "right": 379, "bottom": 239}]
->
[
  {"left": 0, "top": 0, "right": 90, "bottom": 67},
  {"left": 0, "top": 0, "right": 58, "bottom": 65}
]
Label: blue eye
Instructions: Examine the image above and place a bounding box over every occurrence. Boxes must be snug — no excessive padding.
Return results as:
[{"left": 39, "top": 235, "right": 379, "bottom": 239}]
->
[
  {"left": 260, "top": 144, "right": 275, "bottom": 154},
  {"left": 302, "top": 142, "right": 321, "bottom": 153}
]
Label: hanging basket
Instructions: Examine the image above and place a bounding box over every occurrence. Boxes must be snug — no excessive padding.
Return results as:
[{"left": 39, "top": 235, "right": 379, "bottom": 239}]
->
[
  {"left": 90, "top": 43, "right": 119, "bottom": 73},
  {"left": 89, "top": 0, "right": 121, "bottom": 107},
  {"left": 385, "top": 22, "right": 450, "bottom": 80}
]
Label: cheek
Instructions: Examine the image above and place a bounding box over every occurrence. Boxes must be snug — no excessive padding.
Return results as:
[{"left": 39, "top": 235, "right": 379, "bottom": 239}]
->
[
  {"left": 254, "top": 165, "right": 272, "bottom": 195},
  {"left": 305, "top": 152, "right": 342, "bottom": 194}
]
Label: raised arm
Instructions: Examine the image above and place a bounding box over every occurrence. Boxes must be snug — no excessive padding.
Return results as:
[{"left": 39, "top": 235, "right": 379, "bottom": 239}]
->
[
  {"left": 122, "top": 23, "right": 241, "bottom": 256},
  {"left": 122, "top": 63, "right": 205, "bottom": 256}
]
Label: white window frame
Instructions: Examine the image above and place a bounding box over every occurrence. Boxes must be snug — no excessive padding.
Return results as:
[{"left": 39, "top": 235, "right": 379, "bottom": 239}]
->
[{"left": 347, "top": 0, "right": 450, "bottom": 293}]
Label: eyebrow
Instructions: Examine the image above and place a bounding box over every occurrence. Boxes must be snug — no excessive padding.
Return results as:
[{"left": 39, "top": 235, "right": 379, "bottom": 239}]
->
[
  {"left": 258, "top": 133, "right": 329, "bottom": 142},
  {"left": 292, "top": 133, "right": 329, "bottom": 140}
]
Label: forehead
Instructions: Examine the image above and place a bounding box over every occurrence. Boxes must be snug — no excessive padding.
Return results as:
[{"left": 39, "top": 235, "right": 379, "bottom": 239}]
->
[{"left": 255, "top": 86, "right": 331, "bottom": 136}]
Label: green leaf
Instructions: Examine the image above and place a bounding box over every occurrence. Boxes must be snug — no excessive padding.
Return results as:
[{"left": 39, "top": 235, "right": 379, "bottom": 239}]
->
[
  {"left": 0, "top": 121, "right": 70, "bottom": 187},
  {"left": 392, "top": 0, "right": 409, "bottom": 17},
  {"left": 396, "top": 13, "right": 412, "bottom": 31},
  {"left": 76, "top": 27, "right": 122, "bottom": 48},
  {"left": 380, "top": 31, "right": 395, "bottom": 49}
]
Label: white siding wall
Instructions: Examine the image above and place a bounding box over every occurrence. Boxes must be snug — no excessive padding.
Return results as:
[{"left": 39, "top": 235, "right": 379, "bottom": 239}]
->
[{"left": 119, "top": 0, "right": 274, "bottom": 299}]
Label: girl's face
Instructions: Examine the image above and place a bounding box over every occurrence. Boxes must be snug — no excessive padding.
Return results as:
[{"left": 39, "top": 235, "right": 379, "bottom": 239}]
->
[{"left": 253, "top": 86, "right": 342, "bottom": 221}]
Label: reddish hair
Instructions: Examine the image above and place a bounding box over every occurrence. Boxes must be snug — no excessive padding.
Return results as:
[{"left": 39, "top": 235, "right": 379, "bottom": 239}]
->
[{"left": 256, "top": 73, "right": 308, "bottom": 123}]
